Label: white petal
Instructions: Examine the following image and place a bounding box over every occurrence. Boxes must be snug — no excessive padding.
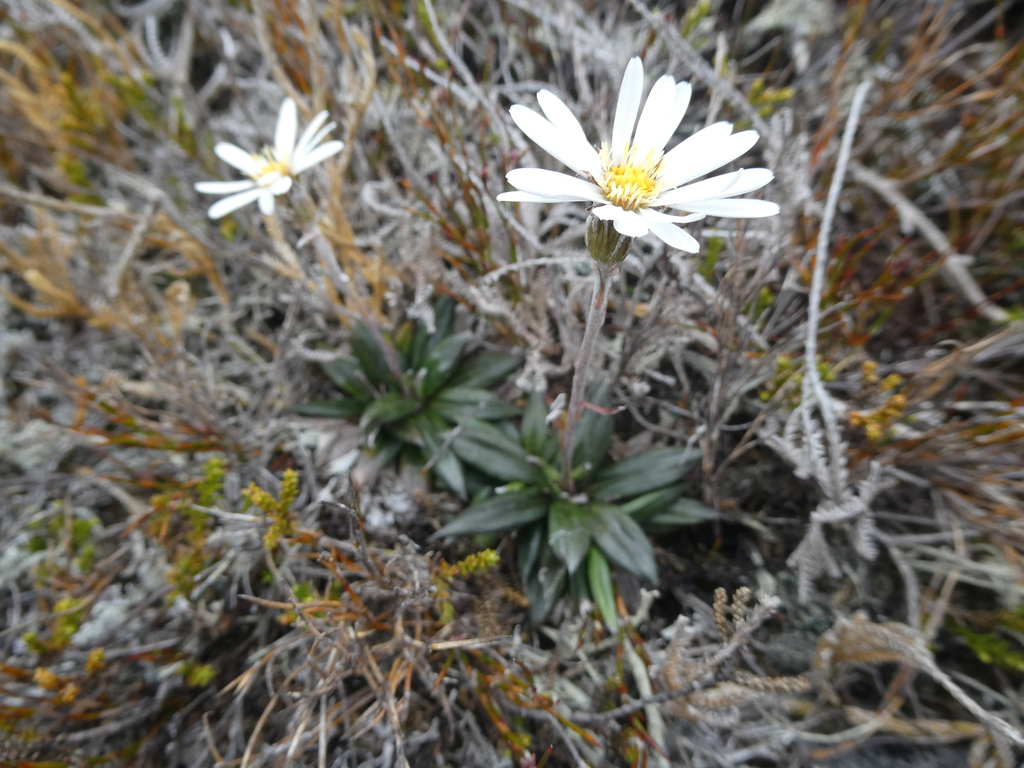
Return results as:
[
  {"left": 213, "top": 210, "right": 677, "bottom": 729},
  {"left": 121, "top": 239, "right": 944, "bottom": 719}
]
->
[
  {"left": 293, "top": 140, "right": 344, "bottom": 173},
  {"left": 270, "top": 175, "right": 293, "bottom": 195},
  {"left": 656, "top": 168, "right": 774, "bottom": 207},
  {"left": 195, "top": 179, "right": 256, "bottom": 194},
  {"left": 497, "top": 191, "right": 565, "bottom": 203},
  {"left": 256, "top": 170, "right": 283, "bottom": 188},
  {"left": 294, "top": 110, "right": 329, "bottom": 161},
  {"left": 613, "top": 214, "right": 649, "bottom": 238},
  {"left": 207, "top": 186, "right": 263, "bottom": 219},
  {"left": 275, "top": 98, "right": 298, "bottom": 164},
  {"left": 592, "top": 205, "right": 649, "bottom": 237},
  {"left": 611, "top": 57, "right": 644, "bottom": 164},
  {"left": 510, "top": 106, "right": 600, "bottom": 176},
  {"left": 301, "top": 123, "right": 337, "bottom": 156},
  {"left": 661, "top": 129, "right": 760, "bottom": 189},
  {"left": 214, "top": 142, "right": 260, "bottom": 175},
  {"left": 639, "top": 81, "right": 692, "bottom": 159},
  {"left": 258, "top": 190, "right": 276, "bottom": 215},
  {"left": 632, "top": 75, "right": 677, "bottom": 155},
  {"left": 682, "top": 198, "right": 780, "bottom": 218},
  {"left": 638, "top": 208, "right": 700, "bottom": 252},
  {"left": 505, "top": 168, "right": 606, "bottom": 202},
  {"left": 650, "top": 211, "right": 706, "bottom": 224},
  {"left": 536, "top": 91, "right": 595, "bottom": 152},
  {"left": 657, "top": 122, "right": 734, "bottom": 185}
]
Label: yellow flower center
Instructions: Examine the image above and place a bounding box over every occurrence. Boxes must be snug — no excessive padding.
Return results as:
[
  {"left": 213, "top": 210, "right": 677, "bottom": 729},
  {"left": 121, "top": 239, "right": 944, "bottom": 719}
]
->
[
  {"left": 249, "top": 147, "right": 291, "bottom": 184},
  {"left": 597, "top": 143, "right": 664, "bottom": 211}
]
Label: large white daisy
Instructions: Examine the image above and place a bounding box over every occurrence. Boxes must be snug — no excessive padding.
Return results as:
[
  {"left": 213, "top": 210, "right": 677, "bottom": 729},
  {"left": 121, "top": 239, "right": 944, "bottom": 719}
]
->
[
  {"left": 497, "top": 57, "right": 779, "bottom": 253},
  {"left": 195, "top": 97, "right": 344, "bottom": 220}
]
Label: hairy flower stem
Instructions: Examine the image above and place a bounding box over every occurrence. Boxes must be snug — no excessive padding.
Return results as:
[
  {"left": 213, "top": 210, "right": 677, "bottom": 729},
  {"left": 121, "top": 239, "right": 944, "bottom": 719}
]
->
[
  {"left": 263, "top": 211, "right": 303, "bottom": 279},
  {"left": 561, "top": 261, "right": 614, "bottom": 489}
]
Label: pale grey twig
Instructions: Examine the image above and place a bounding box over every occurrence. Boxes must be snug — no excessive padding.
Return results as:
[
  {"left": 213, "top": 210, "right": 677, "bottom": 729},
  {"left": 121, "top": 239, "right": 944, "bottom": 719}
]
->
[
  {"left": 106, "top": 199, "right": 158, "bottom": 298},
  {"left": 804, "top": 80, "right": 872, "bottom": 499},
  {"left": 482, "top": 255, "right": 590, "bottom": 282}
]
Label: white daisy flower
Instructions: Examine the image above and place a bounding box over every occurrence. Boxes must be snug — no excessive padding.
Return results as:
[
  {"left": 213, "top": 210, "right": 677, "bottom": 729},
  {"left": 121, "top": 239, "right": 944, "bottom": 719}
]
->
[
  {"left": 497, "top": 57, "right": 779, "bottom": 253},
  {"left": 195, "top": 97, "right": 344, "bottom": 220}
]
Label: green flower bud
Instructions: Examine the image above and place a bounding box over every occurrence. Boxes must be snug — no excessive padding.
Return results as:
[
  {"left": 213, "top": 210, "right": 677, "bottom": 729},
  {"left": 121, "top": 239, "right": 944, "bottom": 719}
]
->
[{"left": 586, "top": 216, "right": 632, "bottom": 265}]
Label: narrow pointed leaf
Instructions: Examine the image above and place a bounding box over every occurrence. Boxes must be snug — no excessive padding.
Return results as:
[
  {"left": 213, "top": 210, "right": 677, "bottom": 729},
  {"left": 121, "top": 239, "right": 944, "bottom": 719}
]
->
[
  {"left": 569, "top": 564, "right": 590, "bottom": 605},
  {"left": 434, "top": 386, "right": 519, "bottom": 421},
  {"left": 590, "top": 446, "right": 701, "bottom": 501},
  {"left": 320, "top": 357, "right": 374, "bottom": 400},
  {"left": 648, "top": 497, "right": 719, "bottom": 527},
  {"left": 422, "top": 333, "right": 470, "bottom": 397},
  {"left": 518, "top": 522, "right": 546, "bottom": 581},
  {"left": 427, "top": 296, "right": 455, "bottom": 353},
  {"left": 527, "top": 545, "right": 568, "bottom": 622},
  {"left": 521, "top": 390, "right": 550, "bottom": 457},
  {"left": 451, "top": 351, "right": 522, "bottom": 388},
  {"left": 587, "top": 547, "right": 618, "bottom": 632},
  {"left": 409, "top": 321, "right": 431, "bottom": 370},
  {"left": 451, "top": 422, "right": 544, "bottom": 484},
  {"left": 350, "top": 321, "right": 398, "bottom": 388},
  {"left": 618, "top": 484, "right": 686, "bottom": 521},
  {"left": 592, "top": 504, "right": 658, "bottom": 582},
  {"left": 293, "top": 398, "right": 365, "bottom": 418},
  {"left": 414, "top": 412, "right": 466, "bottom": 499},
  {"left": 393, "top": 321, "right": 415, "bottom": 367},
  {"left": 359, "top": 393, "right": 418, "bottom": 432},
  {"left": 571, "top": 378, "right": 613, "bottom": 479},
  {"left": 432, "top": 489, "right": 548, "bottom": 537},
  {"left": 547, "top": 501, "right": 592, "bottom": 574}
]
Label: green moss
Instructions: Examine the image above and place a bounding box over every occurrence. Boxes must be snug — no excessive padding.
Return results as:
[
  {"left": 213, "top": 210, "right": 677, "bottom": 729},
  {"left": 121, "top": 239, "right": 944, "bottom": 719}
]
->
[{"left": 947, "top": 618, "right": 1024, "bottom": 673}]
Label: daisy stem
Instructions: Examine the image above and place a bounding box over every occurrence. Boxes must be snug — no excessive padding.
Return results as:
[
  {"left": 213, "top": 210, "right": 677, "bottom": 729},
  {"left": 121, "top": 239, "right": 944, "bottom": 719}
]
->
[
  {"left": 561, "top": 261, "right": 613, "bottom": 489},
  {"left": 263, "top": 211, "right": 303, "bottom": 279}
]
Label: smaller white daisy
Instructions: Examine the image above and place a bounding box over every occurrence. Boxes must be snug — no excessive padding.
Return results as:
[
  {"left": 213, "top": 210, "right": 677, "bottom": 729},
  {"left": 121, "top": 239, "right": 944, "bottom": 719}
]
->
[
  {"left": 195, "top": 97, "right": 344, "bottom": 220},
  {"left": 498, "top": 57, "right": 779, "bottom": 253}
]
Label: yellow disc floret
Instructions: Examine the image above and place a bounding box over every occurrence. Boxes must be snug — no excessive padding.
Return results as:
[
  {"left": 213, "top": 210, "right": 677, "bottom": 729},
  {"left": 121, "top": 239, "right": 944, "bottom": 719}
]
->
[
  {"left": 597, "top": 143, "right": 664, "bottom": 211},
  {"left": 249, "top": 147, "right": 292, "bottom": 183}
]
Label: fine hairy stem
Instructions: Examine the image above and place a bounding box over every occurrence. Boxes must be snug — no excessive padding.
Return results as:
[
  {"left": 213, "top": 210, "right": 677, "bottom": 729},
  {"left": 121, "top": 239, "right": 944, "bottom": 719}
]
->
[{"left": 561, "top": 262, "right": 613, "bottom": 488}]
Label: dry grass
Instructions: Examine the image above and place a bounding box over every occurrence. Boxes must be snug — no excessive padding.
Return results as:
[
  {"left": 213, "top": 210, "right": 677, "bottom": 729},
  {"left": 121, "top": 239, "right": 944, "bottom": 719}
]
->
[{"left": 2, "top": 0, "right": 1024, "bottom": 766}]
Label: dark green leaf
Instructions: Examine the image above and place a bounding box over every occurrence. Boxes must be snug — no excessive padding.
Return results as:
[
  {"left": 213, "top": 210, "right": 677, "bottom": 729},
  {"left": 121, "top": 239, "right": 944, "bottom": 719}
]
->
[
  {"left": 591, "top": 504, "right": 658, "bottom": 582},
  {"left": 451, "top": 422, "right": 544, "bottom": 485},
  {"left": 350, "top": 321, "right": 398, "bottom": 389},
  {"left": 517, "top": 522, "right": 545, "bottom": 581},
  {"left": 452, "top": 351, "right": 522, "bottom": 388},
  {"left": 547, "top": 501, "right": 592, "bottom": 574},
  {"left": 587, "top": 547, "right": 618, "bottom": 632},
  {"left": 393, "top": 321, "right": 415, "bottom": 367},
  {"left": 409, "top": 324, "right": 429, "bottom": 371},
  {"left": 293, "top": 398, "right": 365, "bottom": 419},
  {"left": 320, "top": 357, "right": 374, "bottom": 400},
  {"left": 432, "top": 489, "right": 548, "bottom": 537},
  {"left": 373, "top": 438, "right": 403, "bottom": 468},
  {"left": 422, "top": 333, "right": 470, "bottom": 397},
  {"left": 521, "top": 390, "right": 550, "bottom": 457},
  {"left": 648, "top": 497, "right": 719, "bottom": 527},
  {"left": 434, "top": 386, "right": 519, "bottom": 421},
  {"left": 414, "top": 412, "right": 466, "bottom": 499},
  {"left": 428, "top": 448, "right": 467, "bottom": 500},
  {"left": 618, "top": 484, "right": 685, "bottom": 521},
  {"left": 360, "top": 393, "right": 418, "bottom": 433},
  {"left": 589, "top": 446, "right": 701, "bottom": 501},
  {"left": 572, "top": 378, "right": 613, "bottom": 480},
  {"left": 526, "top": 544, "right": 567, "bottom": 622},
  {"left": 569, "top": 563, "right": 590, "bottom": 605},
  {"left": 427, "top": 296, "right": 456, "bottom": 353}
]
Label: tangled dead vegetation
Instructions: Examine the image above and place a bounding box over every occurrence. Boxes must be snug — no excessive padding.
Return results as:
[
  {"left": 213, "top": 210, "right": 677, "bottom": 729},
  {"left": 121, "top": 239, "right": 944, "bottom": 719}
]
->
[{"left": 3, "top": 0, "right": 1024, "bottom": 766}]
